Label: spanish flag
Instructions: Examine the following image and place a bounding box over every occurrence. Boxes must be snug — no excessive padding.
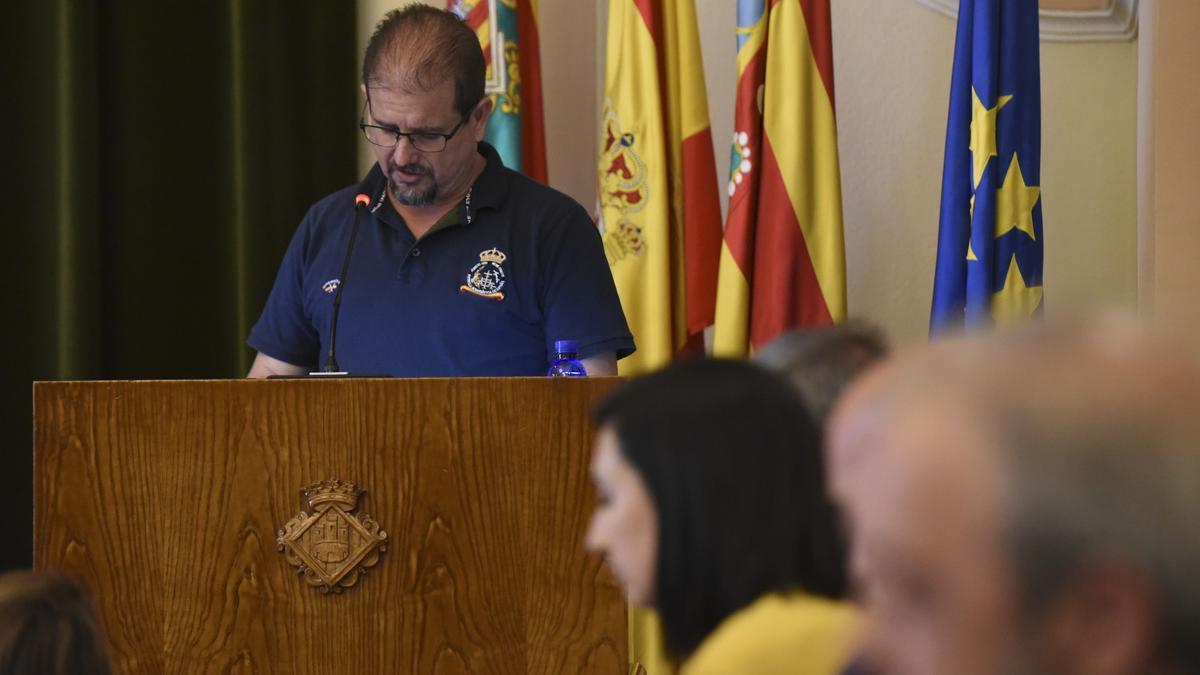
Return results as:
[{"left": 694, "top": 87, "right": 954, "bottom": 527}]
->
[
  {"left": 598, "top": 0, "right": 723, "bottom": 376},
  {"left": 450, "top": 0, "right": 547, "bottom": 182},
  {"left": 713, "top": 0, "right": 846, "bottom": 357}
]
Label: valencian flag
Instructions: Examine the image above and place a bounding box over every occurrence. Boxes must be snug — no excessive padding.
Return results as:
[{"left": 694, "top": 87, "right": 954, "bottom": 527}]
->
[
  {"left": 598, "top": 0, "right": 723, "bottom": 376},
  {"left": 450, "top": 0, "right": 547, "bottom": 182},
  {"left": 930, "top": 0, "right": 1044, "bottom": 334},
  {"left": 712, "top": 0, "right": 846, "bottom": 357}
]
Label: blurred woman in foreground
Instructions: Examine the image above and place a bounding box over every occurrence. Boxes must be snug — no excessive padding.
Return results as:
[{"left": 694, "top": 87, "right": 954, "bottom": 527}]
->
[{"left": 586, "top": 359, "right": 856, "bottom": 674}]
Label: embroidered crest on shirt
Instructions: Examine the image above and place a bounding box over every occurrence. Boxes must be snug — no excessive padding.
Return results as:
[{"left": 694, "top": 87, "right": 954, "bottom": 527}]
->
[
  {"left": 460, "top": 248, "right": 507, "bottom": 301},
  {"left": 322, "top": 279, "right": 341, "bottom": 293}
]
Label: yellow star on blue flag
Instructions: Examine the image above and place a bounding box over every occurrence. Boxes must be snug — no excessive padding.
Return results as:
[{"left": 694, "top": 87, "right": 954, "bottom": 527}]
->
[{"left": 931, "top": 0, "right": 1044, "bottom": 334}]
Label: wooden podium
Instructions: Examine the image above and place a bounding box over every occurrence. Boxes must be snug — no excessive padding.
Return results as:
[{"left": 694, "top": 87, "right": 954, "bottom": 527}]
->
[{"left": 34, "top": 378, "right": 627, "bottom": 674}]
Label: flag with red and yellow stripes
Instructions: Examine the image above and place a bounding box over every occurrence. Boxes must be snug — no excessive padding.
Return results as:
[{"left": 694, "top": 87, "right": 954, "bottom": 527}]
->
[
  {"left": 598, "top": 0, "right": 723, "bottom": 376},
  {"left": 450, "top": 0, "right": 547, "bottom": 182},
  {"left": 713, "top": 0, "right": 846, "bottom": 356}
]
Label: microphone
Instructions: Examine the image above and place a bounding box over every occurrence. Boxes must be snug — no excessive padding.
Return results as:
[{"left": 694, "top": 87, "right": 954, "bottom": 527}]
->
[{"left": 318, "top": 190, "right": 373, "bottom": 374}]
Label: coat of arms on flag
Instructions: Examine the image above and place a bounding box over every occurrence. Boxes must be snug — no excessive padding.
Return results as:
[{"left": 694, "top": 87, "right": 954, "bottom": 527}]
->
[
  {"left": 449, "top": 0, "right": 547, "bottom": 182},
  {"left": 598, "top": 104, "right": 649, "bottom": 265}
]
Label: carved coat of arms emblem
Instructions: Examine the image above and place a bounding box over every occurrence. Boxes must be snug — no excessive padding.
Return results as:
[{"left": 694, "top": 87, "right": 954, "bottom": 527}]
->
[{"left": 277, "top": 478, "right": 387, "bottom": 593}]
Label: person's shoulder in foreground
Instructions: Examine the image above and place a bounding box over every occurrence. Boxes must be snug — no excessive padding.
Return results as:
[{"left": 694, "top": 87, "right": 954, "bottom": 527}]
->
[
  {"left": 0, "top": 571, "right": 112, "bottom": 675},
  {"left": 681, "top": 592, "right": 858, "bottom": 675}
]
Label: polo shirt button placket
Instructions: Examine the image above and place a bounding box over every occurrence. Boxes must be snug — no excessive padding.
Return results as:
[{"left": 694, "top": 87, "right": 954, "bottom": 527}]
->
[{"left": 400, "top": 244, "right": 426, "bottom": 282}]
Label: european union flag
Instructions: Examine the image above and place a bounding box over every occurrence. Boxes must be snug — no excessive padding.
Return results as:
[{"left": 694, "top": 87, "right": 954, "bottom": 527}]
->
[{"left": 930, "top": 0, "right": 1044, "bottom": 335}]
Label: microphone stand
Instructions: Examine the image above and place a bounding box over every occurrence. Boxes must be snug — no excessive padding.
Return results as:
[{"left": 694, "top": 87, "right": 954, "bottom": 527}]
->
[{"left": 313, "top": 193, "right": 371, "bottom": 375}]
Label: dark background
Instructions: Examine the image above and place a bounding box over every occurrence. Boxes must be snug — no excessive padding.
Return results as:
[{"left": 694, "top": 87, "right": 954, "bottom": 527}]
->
[{"left": 1, "top": 1, "right": 360, "bottom": 569}]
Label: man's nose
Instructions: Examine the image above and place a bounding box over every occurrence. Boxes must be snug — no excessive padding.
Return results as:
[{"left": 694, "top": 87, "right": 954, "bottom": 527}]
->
[{"left": 391, "top": 136, "right": 421, "bottom": 166}]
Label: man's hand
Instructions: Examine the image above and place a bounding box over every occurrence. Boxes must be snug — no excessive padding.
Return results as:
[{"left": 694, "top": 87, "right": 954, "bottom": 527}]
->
[
  {"left": 580, "top": 352, "right": 618, "bottom": 377},
  {"left": 247, "top": 352, "right": 307, "bottom": 379}
]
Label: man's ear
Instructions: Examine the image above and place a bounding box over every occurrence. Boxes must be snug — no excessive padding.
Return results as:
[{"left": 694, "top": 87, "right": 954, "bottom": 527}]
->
[
  {"left": 473, "top": 97, "right": 495, "bottom": 141},
  {"left": 1040, "top": 557, "right": 1161, "bottom": 675}
]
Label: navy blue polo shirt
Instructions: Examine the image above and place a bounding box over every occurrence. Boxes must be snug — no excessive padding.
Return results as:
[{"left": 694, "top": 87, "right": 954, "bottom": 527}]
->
[{"left": 248, "top": 143, "right": 635, "bottom": 376}]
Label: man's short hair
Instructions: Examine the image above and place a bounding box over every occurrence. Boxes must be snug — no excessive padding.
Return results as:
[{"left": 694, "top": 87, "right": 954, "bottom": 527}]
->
[
  {"left": 755, "top": 321, "right": 889, "bottom": 423},
  {"left": 362, "top": 4, "right": 485, "bottom": 117}
]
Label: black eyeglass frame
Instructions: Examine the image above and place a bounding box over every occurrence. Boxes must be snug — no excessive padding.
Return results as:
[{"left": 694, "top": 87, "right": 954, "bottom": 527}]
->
[{"left": 358, "top": 98, "right": 479, "bottom": 153}]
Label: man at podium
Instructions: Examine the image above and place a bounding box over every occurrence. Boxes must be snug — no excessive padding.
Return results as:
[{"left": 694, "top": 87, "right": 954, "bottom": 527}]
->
[{"left": 247, "top": 6, "right": 633, "bottom": 379}]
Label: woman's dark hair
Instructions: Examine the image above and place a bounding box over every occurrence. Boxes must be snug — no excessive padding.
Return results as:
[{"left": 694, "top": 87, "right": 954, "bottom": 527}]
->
[
  {"left": 0, "top": 572, "right": 112, "bottom": 675},
  {"left": 593, "top": 358, "right": 847, "bottom": 660}
]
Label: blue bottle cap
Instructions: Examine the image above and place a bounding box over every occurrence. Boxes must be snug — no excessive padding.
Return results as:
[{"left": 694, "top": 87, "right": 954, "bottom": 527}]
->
[{"left": 554, "top": 339, "right": 579, "bottom": 355}]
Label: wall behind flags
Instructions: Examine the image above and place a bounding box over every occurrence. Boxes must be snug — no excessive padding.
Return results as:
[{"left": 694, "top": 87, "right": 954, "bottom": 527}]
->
[{"left": 357, "top": 0, "right": 1140, "bottom": 347}]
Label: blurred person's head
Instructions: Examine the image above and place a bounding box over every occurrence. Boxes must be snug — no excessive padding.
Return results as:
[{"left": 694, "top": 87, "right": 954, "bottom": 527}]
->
[
  {"left": 0, "top": 572, "right": 111, "bottom": 675},
  {"left": 824, "top": 356, "right": 903, "bottom": 597},
  {"left": 585, "top": 359, "right": 846, "bottom": 661},
  {"left": 830, "top": 318, "right": 1200, "bottom": 675},
  {"left": 756, "top": 321, "right": 889, "bottom": 423}
]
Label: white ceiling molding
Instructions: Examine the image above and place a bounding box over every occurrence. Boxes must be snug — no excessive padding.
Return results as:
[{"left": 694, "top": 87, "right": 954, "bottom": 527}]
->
[{"left": 914, "top": 0, "right": 1139, "bottom": 42}]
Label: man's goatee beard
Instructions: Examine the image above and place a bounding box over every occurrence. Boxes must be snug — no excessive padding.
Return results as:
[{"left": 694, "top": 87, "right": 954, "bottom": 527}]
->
[{"left": 389, "top": 179, "right": 438, "bottom": 207}]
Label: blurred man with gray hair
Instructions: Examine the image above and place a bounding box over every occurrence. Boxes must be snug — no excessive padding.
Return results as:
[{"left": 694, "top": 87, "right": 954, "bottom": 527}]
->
[
  {"left": 827, "top": 318, "right": 1200, "bottom": 675},
  {"left": 756, "top": 321, "right": 889, "bottom": 424}
]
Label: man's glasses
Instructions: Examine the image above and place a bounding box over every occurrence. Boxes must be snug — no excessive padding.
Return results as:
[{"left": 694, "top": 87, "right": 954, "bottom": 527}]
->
[{"left": 358, "top": 100, "right": 473, "bottom": 153}]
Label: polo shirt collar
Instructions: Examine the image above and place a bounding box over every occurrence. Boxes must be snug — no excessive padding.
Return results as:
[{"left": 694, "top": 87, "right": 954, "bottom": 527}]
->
[{"left": 469, "top": 141, "right": 507, "bottom": 212}]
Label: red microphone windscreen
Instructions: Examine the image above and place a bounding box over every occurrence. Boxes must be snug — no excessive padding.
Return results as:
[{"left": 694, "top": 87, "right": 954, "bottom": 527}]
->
[{"left": 354, "top": 193, "right": 371, "bottom": 207}]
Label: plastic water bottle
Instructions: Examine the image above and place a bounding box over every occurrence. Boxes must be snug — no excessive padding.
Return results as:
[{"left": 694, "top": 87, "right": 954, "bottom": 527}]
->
[{"left": 547, "top": 339, "right": 588, "bottom": 377}]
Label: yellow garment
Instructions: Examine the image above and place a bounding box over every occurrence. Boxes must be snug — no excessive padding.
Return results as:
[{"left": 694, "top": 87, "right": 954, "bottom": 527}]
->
[
  {"left": 679, "top": 593, "right": 858, "bottom": 675},
  {"left": 630, "top": 608, "right": 673, "bottom": 675}
]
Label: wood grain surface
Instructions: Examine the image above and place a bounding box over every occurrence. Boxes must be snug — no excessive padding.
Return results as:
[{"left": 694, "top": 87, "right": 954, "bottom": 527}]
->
[{"left": 34, "top": 378, "right": 627, "bottom": 674}]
